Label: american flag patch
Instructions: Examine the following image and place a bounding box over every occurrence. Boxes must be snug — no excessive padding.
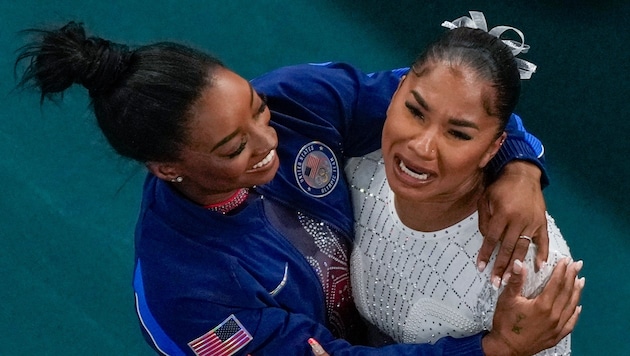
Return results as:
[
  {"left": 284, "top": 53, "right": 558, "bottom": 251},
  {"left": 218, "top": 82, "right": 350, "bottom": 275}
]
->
[
  {"left": 305, "top": 154, "right": 321, "bottom": 178},
  {"left": 188, "top": 315, "right": 253, "bottom": 356}
]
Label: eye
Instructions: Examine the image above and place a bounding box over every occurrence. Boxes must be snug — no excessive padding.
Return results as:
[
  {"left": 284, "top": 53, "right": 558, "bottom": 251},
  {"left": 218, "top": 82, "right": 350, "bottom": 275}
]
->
[
  {"left": 449, "top": 130, "right": 472, "bottom": 141},
  {"left": 227, "top": 139, "right": 247, "bottom": 158},
  {"left": 405, "top": 102, "right": 424, "bottom": 120},
  {"left": 256, "top": 93, "right": 268, "bottom": 116}
]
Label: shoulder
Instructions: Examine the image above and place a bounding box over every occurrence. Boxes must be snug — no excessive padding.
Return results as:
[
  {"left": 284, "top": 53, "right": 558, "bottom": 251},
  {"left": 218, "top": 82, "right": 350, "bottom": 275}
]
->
[
  {"left": 251, "top": 62, "right": 361, "bottom": 90},
  {"left": 345, "top": 150, "right": 385, "bottom": 184}
]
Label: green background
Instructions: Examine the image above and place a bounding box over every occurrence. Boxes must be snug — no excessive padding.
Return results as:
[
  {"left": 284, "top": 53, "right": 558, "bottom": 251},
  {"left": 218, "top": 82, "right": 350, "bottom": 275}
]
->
[{"left": 1, "top": 0, "right": 628, "bottom": 354}]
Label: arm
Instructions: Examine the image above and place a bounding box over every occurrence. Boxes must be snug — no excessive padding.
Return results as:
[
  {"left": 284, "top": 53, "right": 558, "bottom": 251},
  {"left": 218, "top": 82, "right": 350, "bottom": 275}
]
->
[
  {"left": 484, "top": 257, "right": 583, "bottom": 356},
  {"left": 477, "top": 113, "right": 550, "bottom": 282},
  {"left": 135, "top": 260, "right": 487, "bottom": 356},
  {"left": 252, "top": 62, "right": 405, "bottom": 158},
  {"left": 311, "top": 258, "right": 583, "bottom": 356}
]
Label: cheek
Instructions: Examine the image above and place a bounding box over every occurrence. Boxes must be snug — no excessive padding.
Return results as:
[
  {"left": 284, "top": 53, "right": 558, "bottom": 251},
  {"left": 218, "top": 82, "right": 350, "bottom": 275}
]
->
[
  {"left": 382, "top": 109, "right": 408, "bottom": 147},
  {"left": 190, "top": 156, "right": 246, "bottom": 183},
  {"left": 440, "top": 148, "right": 485, "bottom": 177},
  {"left": 217, "top": 158, "right": 251, "bottom": 179}
]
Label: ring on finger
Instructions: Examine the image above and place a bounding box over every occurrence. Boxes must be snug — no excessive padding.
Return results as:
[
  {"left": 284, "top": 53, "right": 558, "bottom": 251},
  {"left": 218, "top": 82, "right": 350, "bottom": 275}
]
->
[{"left": 518, "top": 235, "right": 533, "bottom": 243}]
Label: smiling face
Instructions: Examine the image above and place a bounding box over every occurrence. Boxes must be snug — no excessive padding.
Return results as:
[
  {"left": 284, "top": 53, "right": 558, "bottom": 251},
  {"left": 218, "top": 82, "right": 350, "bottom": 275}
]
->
[
  {"left": 149, "top": 68, "right": 279, "bottom": 205},
  {"left": 382, "top": 61, "right": 506, "bottom": 205}
]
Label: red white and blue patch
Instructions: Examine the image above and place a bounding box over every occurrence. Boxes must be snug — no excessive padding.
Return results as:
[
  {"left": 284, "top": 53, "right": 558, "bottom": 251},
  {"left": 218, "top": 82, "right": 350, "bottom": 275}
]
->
[
  {"left": 188, "top": 315, "right": 252, "bottom": 356},
  {"left": 294, "top": 141, "right": 339, "bottom": 197}
]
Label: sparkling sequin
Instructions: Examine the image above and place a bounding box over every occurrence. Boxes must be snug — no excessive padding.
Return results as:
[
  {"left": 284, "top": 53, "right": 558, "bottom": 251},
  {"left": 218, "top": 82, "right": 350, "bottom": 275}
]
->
[
  {"left": 297, "top": 211, "right": 359, "bottom": 340},
  {"left": 345, "top": 150, "right": 572, "bottom": 354}
]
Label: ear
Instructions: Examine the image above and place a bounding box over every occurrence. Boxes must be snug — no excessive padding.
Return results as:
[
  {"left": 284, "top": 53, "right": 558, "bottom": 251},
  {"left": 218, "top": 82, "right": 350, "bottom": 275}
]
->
[
  {"left": 395, "top": 74, "right": 407, "bottom": 91},
  {"left": 479, "top": 132, "right": 507, "bottom": 169},
  {"left": 386, "top": 75, "right": 407, "bottom": 116},
  {"left": 146, "top": 161, "right": 182, "bottom": 182}
]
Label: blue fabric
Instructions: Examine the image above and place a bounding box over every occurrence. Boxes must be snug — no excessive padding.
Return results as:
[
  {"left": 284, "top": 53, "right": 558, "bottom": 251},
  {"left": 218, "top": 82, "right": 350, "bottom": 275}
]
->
[
  {"left": 134, "top": 63, "right": 490, "bottom": 355},
  {"left": 133, "top": 62, "right": 543, "bottom": 355},
  {"left": 486, "top": 113, "right": 549, "bottom": 187}
]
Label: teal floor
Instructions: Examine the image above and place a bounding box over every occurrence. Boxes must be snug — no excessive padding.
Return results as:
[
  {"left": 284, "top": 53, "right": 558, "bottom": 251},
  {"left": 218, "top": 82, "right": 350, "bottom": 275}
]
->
[{"left": 1, "top": 1, "right": 628, "bottom": 355}]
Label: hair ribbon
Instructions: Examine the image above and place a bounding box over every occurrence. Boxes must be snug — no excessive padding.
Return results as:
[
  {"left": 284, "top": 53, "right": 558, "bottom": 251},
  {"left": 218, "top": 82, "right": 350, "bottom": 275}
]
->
[{"left": 441, "top": 11, "right": 537, "bottom": 79}]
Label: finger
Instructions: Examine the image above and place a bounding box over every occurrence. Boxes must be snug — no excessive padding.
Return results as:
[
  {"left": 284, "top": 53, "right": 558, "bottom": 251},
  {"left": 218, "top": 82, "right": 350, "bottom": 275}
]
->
[
  {"left": 554, "top": 261, "right": 583, "bottom": 318},
  {"left": 533, "top": 223, "right": 549, "bottom": 272},
  {"left": 476, "top": 198, "right": 497, "bottom": 272},
  {"left": 477, "top": 194, "right": 491, "bottom": 237},
  {"left": 560, "top": 276, "right": 585, "bottom": 325},
  {"left": 478, "top": 216, "right": 509, "bottom": 274},
  {"left": 536, "top": 258, "right": 570, "bottom": 305},
  {"left": 490, "top": 222, "right": 524, "bottom": 280},
  {"left": 555, "top": 260, "right": 582, "bottom": 308},
  {"left": 555, "top": 304, "right": 582, "bottom": 345},
  {"left": 308, "top": 338, "right": 328, "bottom": 356},
  {"left": 477, "top": 235, "right": 500, "bottom": 273},
  {"left": 500, "top": 259, "right": 527, "bottom": 298},
  {"left": 492, "top": 227, "right": 531, "bottom": 280},
  {"left": 504, "top": 235, "right": 531, "bottom": 282}
]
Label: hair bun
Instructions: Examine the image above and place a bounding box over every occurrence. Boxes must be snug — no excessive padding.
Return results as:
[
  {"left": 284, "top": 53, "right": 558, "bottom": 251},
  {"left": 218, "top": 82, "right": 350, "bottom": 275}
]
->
[
  {"left": 18, "top": 21, "right": 131, "bottom": 96},
  {"left": 79, "top": 35, "right": 131, "bottom": 94}
]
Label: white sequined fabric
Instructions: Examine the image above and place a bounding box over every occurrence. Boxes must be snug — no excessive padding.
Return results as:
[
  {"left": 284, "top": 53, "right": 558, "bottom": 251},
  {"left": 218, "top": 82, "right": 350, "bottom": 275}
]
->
[{"left": 346, "top": 150, "right": 572, "bottom": 355}]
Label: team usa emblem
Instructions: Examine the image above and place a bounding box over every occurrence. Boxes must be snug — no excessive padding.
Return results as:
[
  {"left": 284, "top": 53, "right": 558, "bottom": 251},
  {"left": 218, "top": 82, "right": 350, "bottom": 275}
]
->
[{"left": 294, "top": 141, "right": 339, "bottom": 197}]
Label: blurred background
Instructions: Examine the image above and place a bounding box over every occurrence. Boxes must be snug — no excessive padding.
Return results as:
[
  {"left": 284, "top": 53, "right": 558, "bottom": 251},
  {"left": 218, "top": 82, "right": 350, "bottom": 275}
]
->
[{"left": 1, "top": 0, "right": 628, "bottom": 354}]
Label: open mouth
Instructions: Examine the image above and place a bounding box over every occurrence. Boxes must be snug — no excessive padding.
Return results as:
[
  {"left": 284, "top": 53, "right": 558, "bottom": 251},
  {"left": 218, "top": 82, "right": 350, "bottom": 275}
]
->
[
  {"left": 251, "top": 149, "right": 276, "bottom": 169},
  {"left": 399, "top": 160, "right": 430, "bottom": 181}
]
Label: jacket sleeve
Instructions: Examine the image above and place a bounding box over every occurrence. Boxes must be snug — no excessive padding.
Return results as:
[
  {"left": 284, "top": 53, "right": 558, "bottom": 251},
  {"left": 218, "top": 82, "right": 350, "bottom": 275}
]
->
[
  {"left": 251, "top": 62, "right": 404, "bottom": 158},
  {"left": 134, "top": 265, "right": 483, "bottom": 356},
  {"left": 485, "top": 113, "right": 550, "bottom": 188},
  {"left": 253, "top": 63, "right": 549, "bottom": 187}
]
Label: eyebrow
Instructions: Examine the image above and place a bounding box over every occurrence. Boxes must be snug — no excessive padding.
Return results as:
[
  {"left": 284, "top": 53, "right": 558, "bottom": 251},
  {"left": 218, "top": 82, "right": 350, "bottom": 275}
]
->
[
  {"left": 448, "top": 118, "right": 479, "bottom": 130},
  {"left": 410, "top": 90, "right": 479, "bottom": 130},
  {"left": 410, "top": 90, "right": 431, "bottom": 112},
  {"left": 211, "top": 130, "right": 240, "bottom": 152},
  {"left": 248, "top": 82, "right": 254, "bottom": 107}
]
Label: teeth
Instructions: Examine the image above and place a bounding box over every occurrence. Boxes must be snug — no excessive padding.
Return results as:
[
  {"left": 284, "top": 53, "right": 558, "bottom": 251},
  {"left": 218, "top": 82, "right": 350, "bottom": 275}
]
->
[
  {"left": 399, "top": 160, "right": 429, "bottom": 181},
  {"left": 252, "top": 150, "right": 275, "bottom": 169}
]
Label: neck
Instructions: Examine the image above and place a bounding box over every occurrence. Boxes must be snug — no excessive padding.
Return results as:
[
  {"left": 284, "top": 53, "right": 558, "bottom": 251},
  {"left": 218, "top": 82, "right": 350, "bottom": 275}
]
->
[
  {"left": 203, "top": 187, "right": 250, "bottom": 214},
  {"left": 394, "top": 183, "right": 484, "bottom": 232},
  {"left": 172, "top": 182, "right": 248, "bottom": 207}
]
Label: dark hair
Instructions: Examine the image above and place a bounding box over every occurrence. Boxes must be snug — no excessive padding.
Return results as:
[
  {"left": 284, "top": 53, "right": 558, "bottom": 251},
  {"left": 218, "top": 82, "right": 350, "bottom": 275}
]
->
[
  {"left": 15, "top": 21, "right": 225, "bottom": 162},
  {"left": 412, "top": 27, "right": 521, "bottom": 132}
]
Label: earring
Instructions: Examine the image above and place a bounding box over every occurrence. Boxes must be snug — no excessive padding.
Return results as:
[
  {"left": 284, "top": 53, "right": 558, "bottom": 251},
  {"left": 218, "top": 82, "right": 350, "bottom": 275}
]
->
[{"left": 171, "top": 176, "right": 183, "bottom": 183}]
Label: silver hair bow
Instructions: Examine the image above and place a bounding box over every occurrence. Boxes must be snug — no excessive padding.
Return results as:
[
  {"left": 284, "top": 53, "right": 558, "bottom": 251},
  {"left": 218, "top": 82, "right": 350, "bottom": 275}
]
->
[{"left": 441, "top": 11, "right": 537, "bottom": 79}]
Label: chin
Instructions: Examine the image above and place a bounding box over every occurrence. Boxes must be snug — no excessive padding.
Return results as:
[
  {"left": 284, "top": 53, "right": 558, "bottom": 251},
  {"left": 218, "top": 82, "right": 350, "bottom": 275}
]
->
[{"left": 253, "top": 159, "right": 280, "bottom": 186}]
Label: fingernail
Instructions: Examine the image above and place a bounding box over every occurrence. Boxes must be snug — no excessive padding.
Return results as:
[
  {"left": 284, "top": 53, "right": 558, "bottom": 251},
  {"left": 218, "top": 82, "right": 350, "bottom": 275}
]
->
[
  {"left": 308, "top": 338, "right": 325, "bottom": 355},
  {"left": 501, "top": 273, "right": 512, "bottom": 286},
  {"left": 492, "top": 276, "right": 501, "bottom": 290},
  {"left": 577, "top": 305, "right": 583, "bottom": 314},
  {"left": 573, "top": 260, "right": 584, "bottom": 272},
  {"left": 578, "top": 277, "right": 586, "bottom": 289},
  {"left": 477, "top": 261, "right": 487, "bottom": 272}
]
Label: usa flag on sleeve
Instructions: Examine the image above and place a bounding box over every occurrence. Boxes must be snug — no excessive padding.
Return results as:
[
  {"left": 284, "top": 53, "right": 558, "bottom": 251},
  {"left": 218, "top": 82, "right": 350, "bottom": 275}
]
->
[{"left": 188, "top": 315, "right": 253, "bottom": 356}]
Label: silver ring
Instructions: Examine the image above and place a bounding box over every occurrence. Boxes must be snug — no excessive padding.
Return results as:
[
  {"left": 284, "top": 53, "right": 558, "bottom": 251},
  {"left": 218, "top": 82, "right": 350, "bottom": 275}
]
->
[{"left": 518, "top": 235, "right": 533, "bottom": 243}]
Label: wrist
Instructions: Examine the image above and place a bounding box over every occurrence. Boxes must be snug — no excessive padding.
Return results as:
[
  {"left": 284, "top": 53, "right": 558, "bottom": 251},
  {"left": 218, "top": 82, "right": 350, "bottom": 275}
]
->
[
  {"left": 481, "top": 332, "right": 519, "bottom": 356},
  {"left": 501, "top": 160, "right": 541, "bottom": 182}
]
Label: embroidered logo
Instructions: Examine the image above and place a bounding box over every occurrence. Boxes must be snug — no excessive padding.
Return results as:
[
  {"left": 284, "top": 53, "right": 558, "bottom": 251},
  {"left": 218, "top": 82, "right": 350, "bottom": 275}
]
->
[
  {"left": 188, "top": 315, "right": 252, "bottom": 356},
  {"left": 294, "top": 141, "right": 339, "bottom": 197}
]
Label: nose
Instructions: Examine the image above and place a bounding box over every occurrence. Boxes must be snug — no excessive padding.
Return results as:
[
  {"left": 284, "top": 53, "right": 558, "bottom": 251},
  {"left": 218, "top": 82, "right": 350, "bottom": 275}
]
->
[
  {"left": 251, "top": 112, "right": 277, "bottom": 153},
  {"left": 407, "top": 128, "right": 437, "bottom": 158}
]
